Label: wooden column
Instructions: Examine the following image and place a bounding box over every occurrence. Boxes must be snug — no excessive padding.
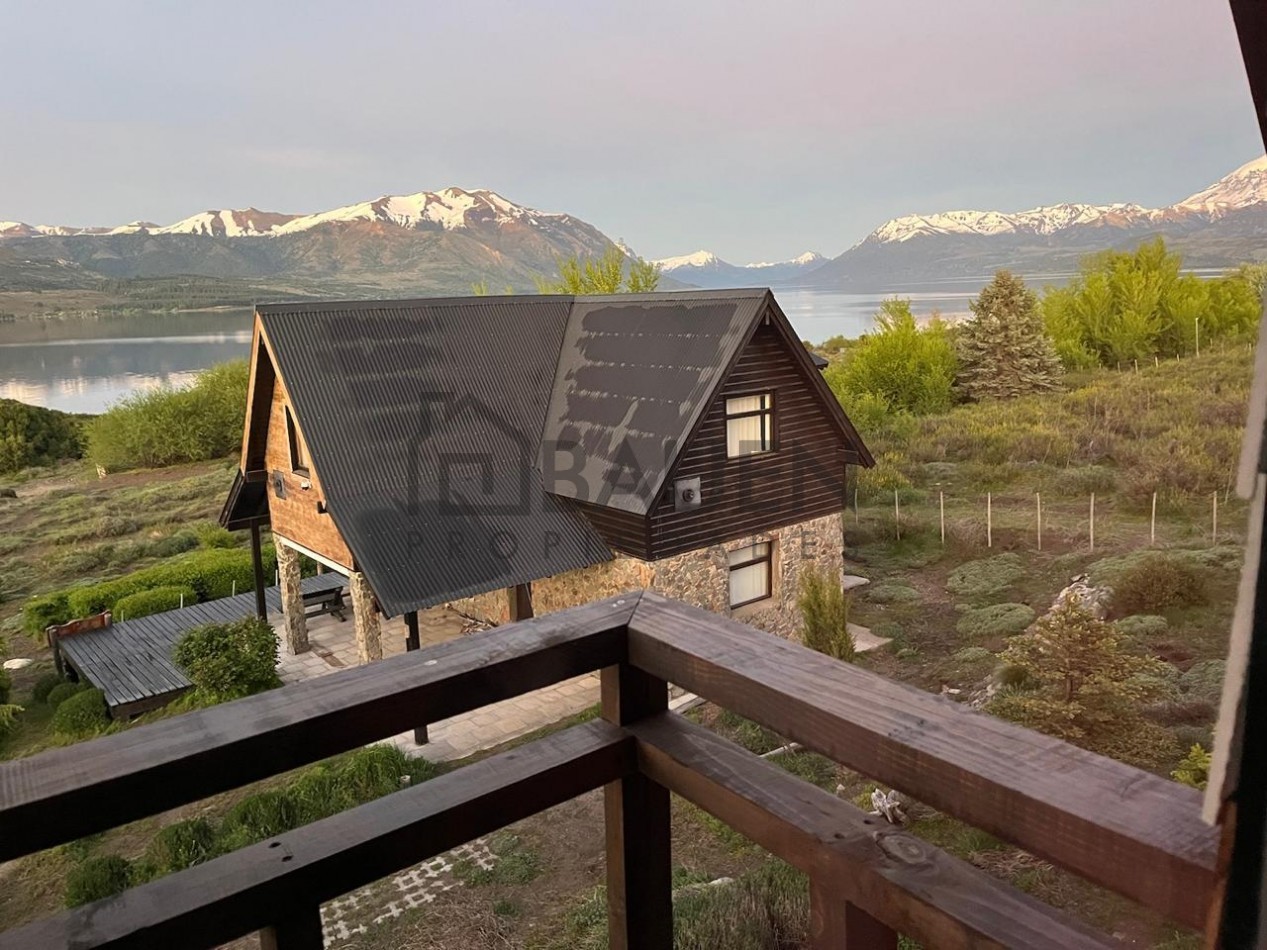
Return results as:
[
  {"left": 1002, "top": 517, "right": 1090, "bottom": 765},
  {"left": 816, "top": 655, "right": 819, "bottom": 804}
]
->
[
  {"left": 259, "top": 905, "right": 323, "bottom": 950},
  {"left": 810, "top": 877, "right": 897, "bottom": 949},
  {"left": 404, "top": 610, "right": 428, "bottom": 745},
  {"left": 249, "top": 523, "right": 267, "bottom": 621},
  {"left": 275, "top": 540, "right": 308, "bottom": 654},
  {"left": 509, "top": 582, "right": 534, "bottom": 622},
  {"left": 601, "top": 662, "right": 671, "bottom": 950},
  {"left": 349, "top": 570, "right": 382, "bottom": 664}
]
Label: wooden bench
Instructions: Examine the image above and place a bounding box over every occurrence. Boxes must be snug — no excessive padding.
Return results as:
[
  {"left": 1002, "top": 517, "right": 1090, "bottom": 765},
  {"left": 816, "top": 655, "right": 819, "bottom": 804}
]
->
[{"left": 302, "top": 584, "right": 346, "bottom": 621}]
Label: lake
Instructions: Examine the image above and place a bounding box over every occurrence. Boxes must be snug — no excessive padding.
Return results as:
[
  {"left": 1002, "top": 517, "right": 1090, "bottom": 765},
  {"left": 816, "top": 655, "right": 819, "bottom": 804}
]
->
[{"left": 0, "top": 285, "right": 988, "bottom": 414}]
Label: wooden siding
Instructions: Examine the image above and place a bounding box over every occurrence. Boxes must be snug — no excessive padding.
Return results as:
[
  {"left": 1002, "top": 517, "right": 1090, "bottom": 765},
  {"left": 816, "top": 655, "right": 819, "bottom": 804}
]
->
[
  {"left": 573, "top": 499, "right": 651, "bottom": 559},
  {"left": 259, "top": 329, "right": 355, "bottom": 571},
  {"left": 648, "top": 317, "right": 847, "bottom": 559}
]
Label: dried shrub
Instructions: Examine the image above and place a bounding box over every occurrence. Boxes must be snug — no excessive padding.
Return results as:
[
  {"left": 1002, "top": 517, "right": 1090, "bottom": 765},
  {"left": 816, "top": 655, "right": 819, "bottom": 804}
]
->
[{"left": 1110, "top": 553, "right": 1207, "bottom": 617}]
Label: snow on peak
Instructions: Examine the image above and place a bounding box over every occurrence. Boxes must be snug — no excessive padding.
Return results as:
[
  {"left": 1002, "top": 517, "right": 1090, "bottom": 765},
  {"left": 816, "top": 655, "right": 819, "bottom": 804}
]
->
[
  {"left": 652, "top": 250, "right": 722, "bottom": 270},
  {"left": 1177, "top": 155, "right": 1267, "bottom": 216},
  {"left": 155, "top": 208, "right": 297, "bottom": 237},
  {"left": 741, "top": 251, "right": 825, "bottom": 268}
]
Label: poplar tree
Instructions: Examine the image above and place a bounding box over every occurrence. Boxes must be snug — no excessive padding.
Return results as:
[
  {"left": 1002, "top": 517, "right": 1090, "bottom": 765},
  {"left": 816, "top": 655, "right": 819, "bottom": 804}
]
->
[{"left": 957, "top": 270, "right": 1064, "bottom": 400}]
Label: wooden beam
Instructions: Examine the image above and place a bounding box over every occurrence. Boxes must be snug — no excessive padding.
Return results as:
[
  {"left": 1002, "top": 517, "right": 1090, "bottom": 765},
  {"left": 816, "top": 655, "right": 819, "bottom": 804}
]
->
[
  {"left": 0, "top": 594, "right": 637, "bottom": 860},
  {"left": 631, "top": 713, "right": 1117, "bottom": 950},
  {"left": 601, "top": 663, "right": 671, "bottom": 950},
  {"left": 403, "top": 611, "right": 428, "bottom": 745},
  {"left": 0, "top": 721, "right": 634, "bottom": 950},
  {"left": 627, "top": 592, "right": 1217, "bottom": 930}
]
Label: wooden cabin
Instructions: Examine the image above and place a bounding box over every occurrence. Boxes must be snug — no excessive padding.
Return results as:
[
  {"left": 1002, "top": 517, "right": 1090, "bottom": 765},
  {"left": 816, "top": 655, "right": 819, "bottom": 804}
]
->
[{"left": 221, "top": 289, "right": 873, "bottom": 663}]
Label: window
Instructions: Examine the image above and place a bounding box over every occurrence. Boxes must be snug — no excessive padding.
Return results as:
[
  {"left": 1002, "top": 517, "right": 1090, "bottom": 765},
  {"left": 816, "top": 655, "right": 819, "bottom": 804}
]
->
[
  {"left": 725, "top": 393, "right": 773, "bottom": 458},
  {"left": 285, "top": 406, "right": 309, "bottom": 475},
  {"left": 728, "top": 541, "right": 772, "bottom": 608}
]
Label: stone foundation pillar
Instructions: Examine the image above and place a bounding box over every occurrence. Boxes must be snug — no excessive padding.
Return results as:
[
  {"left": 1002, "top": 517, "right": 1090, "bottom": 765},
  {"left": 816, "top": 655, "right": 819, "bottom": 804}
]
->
[
  {"left": 276, "top": 541, "right": 309, "bottom": 654},
  {"left": 349, "top": 571, "right": 382, "bottom": 664}
]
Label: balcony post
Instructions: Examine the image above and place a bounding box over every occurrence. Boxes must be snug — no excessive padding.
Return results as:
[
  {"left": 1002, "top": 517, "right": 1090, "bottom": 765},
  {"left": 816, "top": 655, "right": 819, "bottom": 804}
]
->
[
  {"left": 259, "top": 905, "right": 324, "bottom": 950},
  {"left": 601, "top": 662, "right": 671, "bottom": 950},
  {"left": 810, "top": 876, "right": 897, "bottom": 949},
  {"left": 348, "top": 570, "right": 382, "bottom": 664},
  {"left": 404, "top": 610, "right": 428, "bottom": 744}
]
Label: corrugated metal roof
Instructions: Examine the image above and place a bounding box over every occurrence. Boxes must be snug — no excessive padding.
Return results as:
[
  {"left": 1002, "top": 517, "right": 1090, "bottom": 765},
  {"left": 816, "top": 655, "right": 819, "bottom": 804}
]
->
[
  {"left": 539, "top": 290, "right": 767, "bottom": 514},
  {"left": 259, "top": 296, "right": 612, "bottom": 617}
]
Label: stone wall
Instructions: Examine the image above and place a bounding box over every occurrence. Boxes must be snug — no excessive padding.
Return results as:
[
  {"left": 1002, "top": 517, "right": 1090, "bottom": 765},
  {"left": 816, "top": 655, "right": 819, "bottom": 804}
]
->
[{"left": 449, "top": 512, "right": 843, "bottom": 639}]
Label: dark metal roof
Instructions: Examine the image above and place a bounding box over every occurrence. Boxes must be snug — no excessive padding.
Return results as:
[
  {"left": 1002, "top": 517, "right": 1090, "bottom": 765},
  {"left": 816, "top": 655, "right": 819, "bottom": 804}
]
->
[
  {"left": 538, "top": 290, "right": 767, "bottom": 514},
  {"left": 257, "top": 296, "right": 613, "bottom": 617},
  {"left": 809, "top": 351, "right": 829, "bottom": 369}
]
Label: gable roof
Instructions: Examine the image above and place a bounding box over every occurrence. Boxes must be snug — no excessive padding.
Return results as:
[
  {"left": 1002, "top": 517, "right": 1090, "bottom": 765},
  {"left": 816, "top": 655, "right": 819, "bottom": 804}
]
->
[{"left": 248, "top": 290, "right": 871, "bottom": 616}]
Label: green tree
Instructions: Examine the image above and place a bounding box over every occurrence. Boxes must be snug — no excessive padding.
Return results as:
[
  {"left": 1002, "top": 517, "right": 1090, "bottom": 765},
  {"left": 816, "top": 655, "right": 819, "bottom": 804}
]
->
[
  {"left": 0, "top": 399, "right": 83, "bottom": 475},
  {"left": 797, "top": 566, "right": 854, "bottom": 661},
  {"left": 824, "top": 298, "right": 957, "bottom": 415},
  {"left": 535, "top": 245, "right": 661, "bottom": 294},
  {"left": 957, "top": 271, "right": 1063, "bottom": 400},
  {"left": 987, "top": 602, "right": 1177, "bottom": 767}
]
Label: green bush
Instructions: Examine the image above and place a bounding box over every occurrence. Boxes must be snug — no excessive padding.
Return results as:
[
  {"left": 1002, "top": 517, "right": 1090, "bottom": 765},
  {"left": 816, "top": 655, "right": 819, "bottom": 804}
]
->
[
  {"left": 194, "top": 522, "right": 238, "bottom": 549},
  {"left": 797, "top": 566, "right": 854, "bottom": 662},
  {"left": 32, "top": 672, "right": 64, "bottom": 704},
  {"left": 219, "top": 790, "right": 302, "bottom": 849},
  {"left": 955, "top": 603, "right": 1036, "bottom": 639},
  {"left": 51, "top": 687, "right": 109, "bottom": 737},
  {"left": 1111, "top": 553, "right": 1207, "bottom": 617},
  {"left": 867, "top": 582, "right": 920, "bottom": 605},
  {"left": 0, "top": 667, "right": 8, "bottom": 705},
  {"left": 46, "top": 681, "right": 92, "bottom": 707},
  {"left": 1114, "top": 615, "right": 1169, "bottom": 641},
  {"left": 0, "top": 703, "right": 22, "bottom": 741},
  {"left": 146, "top": 818, "right": 219, "bottom": 873},
  {"left": 22, "top": 591, "right": 71, "bottom": 634},
  {"left": 946, "top": 554, "right": 1024, "bottom": 601},
  {"left": 64, "top": 546, "right": 277, "bottom": 619},
  {"left": 113, "top": 585, "right": 198, "bottom": 621},
  {"left": 174, "top": 617, "right": 280, "bottom": 701},
  {"left": 64, "top": 854, "right": 134, "bottom": 907},
  {"left": 0, "top": 398, "right": 83, "bottom": 475},
  {"left": 1172, "top": 744, "right": 1212, "bottom": 790},
  {"left": 1181, "top": 659, "right": 1226, "bottom": 703},
  {"left": 85, "top": 360, "right": 248, "bottom": 471}
]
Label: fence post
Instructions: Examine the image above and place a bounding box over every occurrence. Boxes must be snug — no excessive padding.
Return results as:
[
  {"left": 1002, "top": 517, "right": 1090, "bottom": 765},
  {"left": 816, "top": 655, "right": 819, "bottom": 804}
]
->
[
  {"left": 1036, "top": 492, "right": 1042, "bottom": 552},
  {"left": 894, "top": 489, "right": 900, "bottom": 541},
  {"left": 939, "top": 490, "right": 945, "bottom": 546},
  {"left": 1089, "top": 493, "right": 1096, "bottom": 552},
  {"left": 1195, "top": 316, "right": 1200, "bottom": 357},
  {"left": 853, "top": 488, "right": 859, "bottom": 526},
  {"left": 602, "top": 662, "right": 671, "bottom": 950},
  {"left": 987, "top": 492, "right": 992, "bottom": 548},
  {"left": 1151, "top": 492, "right": 1157, "bottom": 546},
  {"left": 1213, "top": 490, "right": 1218, "bottom": 546},
  {"left": 809, "top": 876, "right": 897, "bottom": 950}
]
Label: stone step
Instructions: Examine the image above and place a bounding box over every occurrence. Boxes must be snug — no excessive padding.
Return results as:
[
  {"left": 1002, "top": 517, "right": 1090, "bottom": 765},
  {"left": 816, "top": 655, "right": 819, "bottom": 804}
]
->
[
  {"left": 841, "top": 574, "right": 871, "bottom": 592},
  {"left": 848, "top": 622, "right": 891, "bottom": 654}
]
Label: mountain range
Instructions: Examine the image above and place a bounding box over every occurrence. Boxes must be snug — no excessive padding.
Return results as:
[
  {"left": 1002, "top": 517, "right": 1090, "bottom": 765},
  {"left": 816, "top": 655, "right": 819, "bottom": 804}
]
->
[{"left": 2, "top": 157, "right": 1265, "bottom": 297}]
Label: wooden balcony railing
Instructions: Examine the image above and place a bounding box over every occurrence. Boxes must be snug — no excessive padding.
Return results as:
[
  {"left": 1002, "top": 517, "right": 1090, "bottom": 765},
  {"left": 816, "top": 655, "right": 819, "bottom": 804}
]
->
[{"left": 0, "top": 592, "right": 1218, "bottom": 949}]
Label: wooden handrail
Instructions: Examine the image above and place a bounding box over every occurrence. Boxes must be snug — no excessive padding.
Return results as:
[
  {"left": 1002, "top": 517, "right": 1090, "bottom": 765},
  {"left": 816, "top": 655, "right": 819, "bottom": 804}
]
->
[
  {"left": 0, "top": 594, "right": 635, "bottom": 860},
  {"left": 627, "top": 591, "right": 1218, "bottom": 930},
  {"left": 0, "top": 720, "right": 634, "bottom": 950}
]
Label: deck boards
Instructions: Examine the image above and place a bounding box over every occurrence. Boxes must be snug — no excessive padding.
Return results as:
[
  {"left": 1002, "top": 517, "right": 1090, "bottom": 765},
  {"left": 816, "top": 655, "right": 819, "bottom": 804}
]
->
[{"left": 58, "top": 574, "right": 345, "bottom": 715}]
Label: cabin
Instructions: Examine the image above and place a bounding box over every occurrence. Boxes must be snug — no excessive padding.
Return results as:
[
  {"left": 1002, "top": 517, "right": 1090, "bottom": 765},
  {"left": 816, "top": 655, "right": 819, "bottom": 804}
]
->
[{"left": 220, "top": 289, "right": 873, "bottom": 664}]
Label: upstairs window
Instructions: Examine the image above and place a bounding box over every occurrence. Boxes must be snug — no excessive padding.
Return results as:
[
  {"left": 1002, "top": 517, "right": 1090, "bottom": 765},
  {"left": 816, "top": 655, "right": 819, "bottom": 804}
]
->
[
  {"left": 725, "top": 393, "right": 774, "bottom": 458},
  {"left": 285, "top": 406, "right": 309, "bottom": 476},
  {"left": 728, "top": 541, "right": 772, "bottom": 608}
]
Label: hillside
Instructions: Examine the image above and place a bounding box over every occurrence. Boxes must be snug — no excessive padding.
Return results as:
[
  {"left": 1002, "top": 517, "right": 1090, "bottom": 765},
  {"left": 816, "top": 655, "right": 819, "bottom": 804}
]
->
[
  {"left": 0, "top": 188, "right": 618, "bottom": 296},
  {"left": 807, "top": 156, "right": 1267, "bottom": 288}
]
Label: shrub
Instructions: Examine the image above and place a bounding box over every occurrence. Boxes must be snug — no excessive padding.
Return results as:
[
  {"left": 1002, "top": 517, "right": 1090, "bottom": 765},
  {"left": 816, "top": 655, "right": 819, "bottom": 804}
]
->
[
  {"left": 51, "top": 687, "right": 108, "bottom": 737},
  {"left": 113, "top": 586, "right": 198, "bottom": 621},
  {"left": 946, "top": 554, "right": 1024, "bottom": 601},
  {"left": 194, "top": 522, "right": 238, "bottom": 549},
  {"left": 64, "top": 854, "right": 134, "bottom": 907},
  {"left": 1172, "top": 744, "right": 1212, "bottom": 790},
  {"left": 0, "top": 667, "right": 8, "bottom": 705},
  {"left": 955, "top": 603, "right": 1036, "bottom": 639},
  {"left": 1111, "top": 553, "right": 1207, "bottom": 616},
  {"left": 0, "top": 398, "right": 83, "bottom": 475},
  {"left": 85, "top": 360, "right": 248, "bottom": 471},
  {"left": 1181, "top": 659, "right": 1226, "bottom": 703},
  {"left": 219, "top": 791, "right": 302, "bottom": 849},
  {"left": 32, "top": 672, "right": 64, "bottom": 704},
  {"left": 0, "top": 703, "right": 20, "bottom": 740},
  {"left": 46, "top": 681, "right": 92, "bottom": 707},
  {"left": 146, "top": 819, "right": 219, "bottom": 873},
  {"left": 1114, "top": 615, "right": 1169, "bottom": 641},
  {"left": 797, "top": 566, "right": 854, "bottom": 662},
  {"left": 673, "top": 860, "right": 809, "bottom": 950},
  {"left": 173, "top": 617, "right": 280, "bottom": 701},
  {"left": 867, "top": 582, "right": 920, "bottom": 605},
  {"left": 22, "top": 591, "right": 71, "bottom": 634}
]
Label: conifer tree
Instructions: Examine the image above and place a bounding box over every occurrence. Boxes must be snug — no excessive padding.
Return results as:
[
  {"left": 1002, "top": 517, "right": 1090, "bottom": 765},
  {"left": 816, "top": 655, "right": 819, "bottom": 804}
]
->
[{"left": 957, "top": 270, "right": 1064, "bottom": 400}]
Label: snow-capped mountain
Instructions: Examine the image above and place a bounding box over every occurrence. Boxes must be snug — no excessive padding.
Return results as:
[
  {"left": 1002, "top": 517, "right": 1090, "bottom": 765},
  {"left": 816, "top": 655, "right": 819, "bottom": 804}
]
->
[
  {"left": 652, "top": 249, "right": 827, "bottom": 288},
  {"left": 0, "top": 188, "right": 619, "bottom": 295},
  {"left": 808, "top": 156, "right": 1267, "bottom": 288}
]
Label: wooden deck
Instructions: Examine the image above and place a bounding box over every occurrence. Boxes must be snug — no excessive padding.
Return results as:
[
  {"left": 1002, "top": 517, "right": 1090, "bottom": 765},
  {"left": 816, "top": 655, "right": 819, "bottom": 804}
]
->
[{"left": 58, "top": 573, "right": 346, "bottom": 718}]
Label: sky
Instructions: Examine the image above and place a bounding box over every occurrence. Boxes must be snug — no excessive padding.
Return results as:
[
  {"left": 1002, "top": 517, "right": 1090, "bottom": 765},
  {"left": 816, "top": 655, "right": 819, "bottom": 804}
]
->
[{"left": 1, "top": 1, "right": 1263, "bottom": 263}]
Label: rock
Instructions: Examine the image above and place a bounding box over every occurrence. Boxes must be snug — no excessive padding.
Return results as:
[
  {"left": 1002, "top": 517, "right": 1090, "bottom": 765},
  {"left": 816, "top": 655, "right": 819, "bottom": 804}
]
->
[
  {"left": 2, "top": 658, "right": 33, "bottom": 670},
  {"left": 0, "top": 488, "right": 16, "bottom": 499},
  {"left": 1050, "top": 573, "right": 1112, "bottom": 619},
  {"left": 848, "top": 622, "right": 891, "bottom": 653}
]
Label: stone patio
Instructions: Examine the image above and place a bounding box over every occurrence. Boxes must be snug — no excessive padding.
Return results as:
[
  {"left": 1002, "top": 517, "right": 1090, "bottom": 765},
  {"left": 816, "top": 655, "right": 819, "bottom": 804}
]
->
[{"left": 272, "top": 602, "right": 600, "bottom": 763}]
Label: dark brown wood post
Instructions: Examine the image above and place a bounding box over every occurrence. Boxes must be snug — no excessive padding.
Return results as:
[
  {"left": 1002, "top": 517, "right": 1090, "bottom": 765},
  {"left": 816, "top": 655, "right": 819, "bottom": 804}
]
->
[
  {"left": 250, "top": 522, "right": 267, "bottom": 621},
  {"left": 601, "top": 662, "right": 671, "bottom": 949},
  {"left": 259, "top": 905, "right": 324, "bottom": 950},
  {"left": 508, "top": 582, "right": 534, "bottom": 621},
  {"left": 404, "top": 610, "right": 428, "bottom": 745},
  {"left": 809, "top": 877, "right": 897, "bottom": 949}
]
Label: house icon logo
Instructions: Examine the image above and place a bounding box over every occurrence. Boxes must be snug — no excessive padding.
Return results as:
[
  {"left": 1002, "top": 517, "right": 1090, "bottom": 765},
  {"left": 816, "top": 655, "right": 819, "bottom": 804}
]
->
[{"left": 404, "top": 392, "right": 535, "bottom": 518}]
